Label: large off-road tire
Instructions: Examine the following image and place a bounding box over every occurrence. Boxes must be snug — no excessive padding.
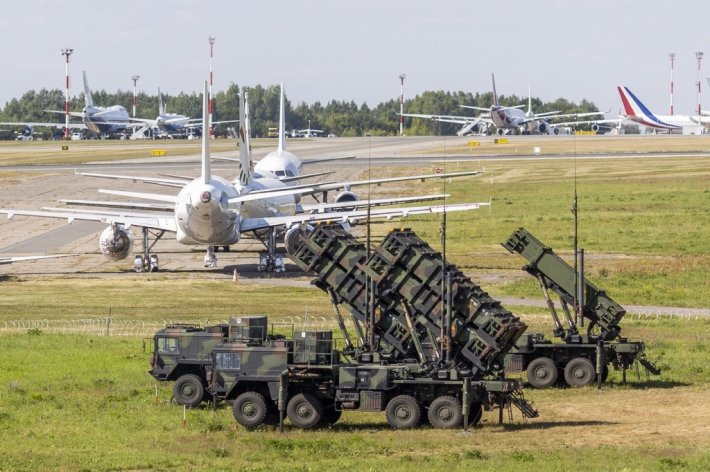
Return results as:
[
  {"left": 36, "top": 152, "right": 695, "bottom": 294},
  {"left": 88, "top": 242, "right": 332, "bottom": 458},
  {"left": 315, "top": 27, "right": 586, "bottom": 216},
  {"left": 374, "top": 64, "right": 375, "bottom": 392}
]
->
[
  {"left": 232, "top": 391, "right": 268, "bottom": 429},
  {"left": 564, "top": 357, "right": 596, "bottom": 387},
  {"left": 385, "top": 395, "right": 421, "bottom": 429},
  {"left": 287, "top": 393, "right": 324, "bottom": 429},
  {"left": 427, "top": 396, "right": 462, "bottom": 429},
  {"left": 526, "top": 357, "right": 559, "bottom": 389},
  {"left": 173, "top": 374, "right": 204, "bottom": 407}
]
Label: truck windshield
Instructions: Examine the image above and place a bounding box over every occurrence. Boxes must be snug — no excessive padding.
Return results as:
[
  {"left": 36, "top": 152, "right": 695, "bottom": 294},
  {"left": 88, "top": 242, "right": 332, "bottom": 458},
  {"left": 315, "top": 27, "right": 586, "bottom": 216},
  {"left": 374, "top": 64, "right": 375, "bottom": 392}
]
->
[{"left": 157, "top": 337, "right": 179, "bottom": 354}]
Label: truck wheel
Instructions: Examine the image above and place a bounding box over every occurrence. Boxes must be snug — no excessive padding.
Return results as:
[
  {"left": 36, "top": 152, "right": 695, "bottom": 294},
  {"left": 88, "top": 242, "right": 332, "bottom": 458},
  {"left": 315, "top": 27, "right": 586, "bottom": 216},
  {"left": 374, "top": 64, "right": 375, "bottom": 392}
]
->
[
  {"left": 232, "top": 391, "right": 268, "bottom": 429},
  {"left": 287, "top": 393, "right": 323, "bottom": 429},
  {"left": 526, "top": 357, "right": 558, "bottom": 388},
  {"left": 564, "top": 357, "right": 595, "bottom": 387},
  {"left": 385, "top": 395, "right": 421, "bottom": 429},
  {"left": 173, "top": 374, "right": 204, "bottom": 407},
  {"left": 427, "top": 396, "right": 462, "bottom": 429}
]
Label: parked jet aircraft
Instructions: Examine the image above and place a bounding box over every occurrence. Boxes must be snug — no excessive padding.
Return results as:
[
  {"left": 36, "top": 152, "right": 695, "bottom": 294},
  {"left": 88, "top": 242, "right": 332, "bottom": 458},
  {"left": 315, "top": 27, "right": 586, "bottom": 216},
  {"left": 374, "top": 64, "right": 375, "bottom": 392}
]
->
[
  {"left": 0, "top": 84, "right": 488, "bottom": 272},
  {"left": 617, "top": 86, "right": 709, "bottom": 134},
  {"left": 43, "top": 71, "right": 131, "bottom": 136},
  {"left": 460, "top": 75, "right": 607, "bottom": 135},
  {"left": 402, "top": 75, "right": 608, "bottom": 136},
  {"left": 129, "top": 88, "right": 238, "bottom": 139}
]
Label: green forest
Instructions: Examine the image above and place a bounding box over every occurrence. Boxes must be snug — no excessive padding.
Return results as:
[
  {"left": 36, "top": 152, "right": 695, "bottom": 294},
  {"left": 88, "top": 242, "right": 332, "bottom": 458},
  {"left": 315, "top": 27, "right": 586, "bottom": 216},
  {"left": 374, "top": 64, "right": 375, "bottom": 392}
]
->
[{"left": 0, "top": 83, "right": 601, "bottom": 138}]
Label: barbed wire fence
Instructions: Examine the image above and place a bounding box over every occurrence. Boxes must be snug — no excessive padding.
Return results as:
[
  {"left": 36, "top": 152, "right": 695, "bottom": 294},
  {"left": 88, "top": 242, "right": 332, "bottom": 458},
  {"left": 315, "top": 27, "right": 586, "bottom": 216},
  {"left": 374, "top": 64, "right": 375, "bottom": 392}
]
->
[{"left": 0, "top": 310, "right": 707, "bottom": 338}]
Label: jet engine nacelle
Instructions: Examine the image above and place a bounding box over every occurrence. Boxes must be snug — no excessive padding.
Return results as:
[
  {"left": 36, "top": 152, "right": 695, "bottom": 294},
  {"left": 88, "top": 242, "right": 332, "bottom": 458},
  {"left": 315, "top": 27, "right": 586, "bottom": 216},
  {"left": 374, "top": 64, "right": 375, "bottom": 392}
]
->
[
  {"left": 335, "top": 190, "right": 360, "bottom": 211},
  {"left": 284, "top": 224, "right": 314, "bottom": 256},
  {"left": 99, "top": 225, "right": 133, "bottom": 260},
  {"left": 590, "top": 123, "right": 600, "bottom": 132},
  {"left": 538, "top": 122, "right": 548, "bottom": 134}
]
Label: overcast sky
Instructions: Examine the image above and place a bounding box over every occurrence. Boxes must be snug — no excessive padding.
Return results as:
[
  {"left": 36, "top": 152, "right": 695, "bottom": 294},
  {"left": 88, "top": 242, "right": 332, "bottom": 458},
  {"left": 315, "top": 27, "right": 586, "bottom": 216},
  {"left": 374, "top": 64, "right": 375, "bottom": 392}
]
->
[{"left": 2, "top": 0, "right": 709, "bottom": 116}]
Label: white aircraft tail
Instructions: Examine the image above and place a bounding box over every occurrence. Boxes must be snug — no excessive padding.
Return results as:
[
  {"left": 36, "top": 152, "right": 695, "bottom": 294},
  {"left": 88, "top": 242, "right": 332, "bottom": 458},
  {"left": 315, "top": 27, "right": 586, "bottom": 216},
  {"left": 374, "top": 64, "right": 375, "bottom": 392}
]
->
[
  {"left": 491, "top": 73, "right": 499, "bottom": 107},
  {"left": 526, "top": 85, "right": 532, "bottom": 117},
  {"left": 238, "top": 91, "right": 253, "bottom": 186},
  {"left": 83, "top": 71, "right": 94, "bottom": 108},
  {"left": 201, "top": 82, "right": 211, "bottom": 184},
  {"left": 158, "top": 88, "right": 166, "bottom": 116},
  {"left": 278, "top": 82, "right": 286, "bottom": 154}
]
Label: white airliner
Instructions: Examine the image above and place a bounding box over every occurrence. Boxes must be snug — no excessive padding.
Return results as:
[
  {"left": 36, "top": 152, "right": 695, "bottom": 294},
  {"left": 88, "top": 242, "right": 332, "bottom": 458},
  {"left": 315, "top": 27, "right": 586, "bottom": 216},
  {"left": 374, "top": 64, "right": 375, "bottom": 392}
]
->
[
  {"left": 461, "top": 75, "right": 607, "bottom": 135},
  {"left": 617, "top": 86, "right": 709, "bottom": 134},
  {"left": 40, "top": 71, "right": 131, "bottom": 137},
  {"left": 402, "top": 74, "right": 608, "bottom": 136},
  {"left": 0, "top": 84, "right": 488, "bottom": 272},
  {"left": 129, "top": 88, "right": 237, "bottom": 139}
]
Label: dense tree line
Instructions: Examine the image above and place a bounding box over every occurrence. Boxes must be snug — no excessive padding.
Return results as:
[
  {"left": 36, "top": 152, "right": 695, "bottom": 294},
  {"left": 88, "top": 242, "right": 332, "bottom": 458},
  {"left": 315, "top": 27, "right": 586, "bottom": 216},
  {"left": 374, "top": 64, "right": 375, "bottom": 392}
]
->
[{"left": 0, "top": 84, "right": 600, "bottom": 139}]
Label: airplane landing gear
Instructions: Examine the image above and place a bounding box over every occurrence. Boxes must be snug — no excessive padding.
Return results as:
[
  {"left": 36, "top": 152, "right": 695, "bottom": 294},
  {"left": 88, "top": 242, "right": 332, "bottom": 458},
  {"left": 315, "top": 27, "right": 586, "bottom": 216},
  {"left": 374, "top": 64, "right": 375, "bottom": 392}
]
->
[
  {"left": 204, "top": 246, "right": 218, "bottom": 268},
  {"left": 134, "top": 227, "right": 165, "bottom": 273},
  {"left": 257, "top": 227, "right": 285, "bottom": 272}
]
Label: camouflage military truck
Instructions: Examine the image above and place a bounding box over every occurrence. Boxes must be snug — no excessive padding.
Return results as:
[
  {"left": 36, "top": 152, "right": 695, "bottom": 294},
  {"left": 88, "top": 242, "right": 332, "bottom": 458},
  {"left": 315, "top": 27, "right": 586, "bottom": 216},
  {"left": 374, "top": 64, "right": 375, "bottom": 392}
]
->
[
  {"left": 150, "top": 323, "right": 229, "bottom": 406},
  {"left": 502, "top": 228, "right": 661, "bottom": 388},
  {"left": 207, "top": 318, "right": 530, "bottom": 430}
]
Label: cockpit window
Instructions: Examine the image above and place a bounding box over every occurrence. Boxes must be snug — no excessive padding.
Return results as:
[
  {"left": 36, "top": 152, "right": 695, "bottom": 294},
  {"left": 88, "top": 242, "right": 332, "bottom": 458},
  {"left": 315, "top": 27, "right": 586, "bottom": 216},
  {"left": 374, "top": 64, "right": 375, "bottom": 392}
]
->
[
  {"left": 286, "top": 170, "right": 294, "bottom": 177},
  {"left": 215, "top": 352, "right": 241, "bottom": 370},
  {"left": 275, "top": 170, "right": 286, "bottom": 177}
]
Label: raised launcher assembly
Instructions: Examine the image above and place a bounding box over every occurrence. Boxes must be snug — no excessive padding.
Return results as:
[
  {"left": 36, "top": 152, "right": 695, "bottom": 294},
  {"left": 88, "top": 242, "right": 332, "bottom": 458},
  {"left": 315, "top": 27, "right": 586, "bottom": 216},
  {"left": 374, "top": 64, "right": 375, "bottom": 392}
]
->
[
  {"left": 502, "top": 227, "right": 661, "bottom": 388},
  {"left": 288, "top": 224, "right": 528, "bottom": 381}
]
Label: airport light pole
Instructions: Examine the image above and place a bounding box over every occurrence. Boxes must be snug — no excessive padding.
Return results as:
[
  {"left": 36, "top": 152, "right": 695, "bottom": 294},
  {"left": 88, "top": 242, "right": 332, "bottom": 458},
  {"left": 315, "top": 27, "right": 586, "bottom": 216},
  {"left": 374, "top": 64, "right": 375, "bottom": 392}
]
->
[
  {"left": 696, "top": 51, "right": 704, "bottom": 117},
  {"left": 131, "top": 75, "right": 140, "bottom": 117},
  {"left": 669, "top": 53, "right": 675, "bottom": 115},
  {"left": 399, "top": 74, "right": 406, "bottom": 136},
  {"left": 61, "top": 48, "right": 74, "bottom": 140},
  {"left": 208, "top": 36, "right": 215, "bottom": 137}
]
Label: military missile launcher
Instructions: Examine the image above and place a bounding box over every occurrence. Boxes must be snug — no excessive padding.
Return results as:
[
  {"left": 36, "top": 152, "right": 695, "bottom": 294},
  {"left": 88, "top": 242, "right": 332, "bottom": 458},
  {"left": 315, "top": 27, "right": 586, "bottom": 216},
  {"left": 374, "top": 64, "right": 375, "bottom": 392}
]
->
[
  {"left": 502, "top": 227, "right": 661, "bottom": 388},
  {"left": 150, "top": 225, "right": 538, "bottom": 429}
]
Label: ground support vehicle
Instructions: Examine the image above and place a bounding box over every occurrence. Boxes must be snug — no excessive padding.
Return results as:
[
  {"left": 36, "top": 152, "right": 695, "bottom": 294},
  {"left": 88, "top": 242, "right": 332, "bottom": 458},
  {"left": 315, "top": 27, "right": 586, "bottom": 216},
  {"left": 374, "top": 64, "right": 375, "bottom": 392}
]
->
[{"left": 502, "top": 227, "right": 661, "bottom": 388}]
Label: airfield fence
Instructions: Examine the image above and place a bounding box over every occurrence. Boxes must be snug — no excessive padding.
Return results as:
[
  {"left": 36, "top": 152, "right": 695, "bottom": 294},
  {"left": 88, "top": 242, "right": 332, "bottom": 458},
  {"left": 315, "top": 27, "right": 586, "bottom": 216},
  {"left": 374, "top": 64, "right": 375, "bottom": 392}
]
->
[{"left": 0, "top": 311, "right": 707, "bottom": 338}]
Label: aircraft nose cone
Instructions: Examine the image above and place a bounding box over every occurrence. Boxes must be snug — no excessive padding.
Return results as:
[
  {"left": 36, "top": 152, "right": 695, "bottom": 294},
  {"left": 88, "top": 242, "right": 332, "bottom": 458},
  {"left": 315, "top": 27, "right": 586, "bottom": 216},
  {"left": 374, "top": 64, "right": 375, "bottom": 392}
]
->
[{"left": 156, "top": 116, "right": 165, "bottom": 127}]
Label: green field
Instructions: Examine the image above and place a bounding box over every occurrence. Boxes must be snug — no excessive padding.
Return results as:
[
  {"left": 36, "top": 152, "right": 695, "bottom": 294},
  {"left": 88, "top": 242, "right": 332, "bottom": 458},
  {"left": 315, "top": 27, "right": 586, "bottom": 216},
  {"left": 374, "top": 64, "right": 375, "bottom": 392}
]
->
[{"left": 1, "top": 137, "right": 709, "bottom": 470}]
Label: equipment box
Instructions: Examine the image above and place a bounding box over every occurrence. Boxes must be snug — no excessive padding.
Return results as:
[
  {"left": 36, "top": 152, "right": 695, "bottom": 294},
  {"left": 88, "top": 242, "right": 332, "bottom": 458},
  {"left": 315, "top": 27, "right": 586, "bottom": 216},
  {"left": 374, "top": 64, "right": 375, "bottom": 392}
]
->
[
  {"left": 293, "top": 330, "right": 333, "bottom": 365},
  {"left": 229, "top": 316, "right": 267, "bottom": 342}
]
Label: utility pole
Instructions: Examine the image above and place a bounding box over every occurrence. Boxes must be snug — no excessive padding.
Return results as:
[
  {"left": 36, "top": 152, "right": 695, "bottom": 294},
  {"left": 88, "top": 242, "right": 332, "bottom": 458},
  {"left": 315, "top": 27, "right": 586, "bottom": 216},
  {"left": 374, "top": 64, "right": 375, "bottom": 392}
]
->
[
  {"left": 696, "top": 51, "right": 704, "bottom": 117},
  {"left": 669, "top": 53, "right": 675, "bottom": 115},
  {"left": 61, "top": 48, "right": 74, "bottom": 140},
  {"left": 131, "top": 75, "right": 140, "bottom": 117},
  {"left": 208, "top": 36, "right": 215, "bottom": 137},
  {"left": 399, "top": 74, "right": 406, "bottom": 136}
]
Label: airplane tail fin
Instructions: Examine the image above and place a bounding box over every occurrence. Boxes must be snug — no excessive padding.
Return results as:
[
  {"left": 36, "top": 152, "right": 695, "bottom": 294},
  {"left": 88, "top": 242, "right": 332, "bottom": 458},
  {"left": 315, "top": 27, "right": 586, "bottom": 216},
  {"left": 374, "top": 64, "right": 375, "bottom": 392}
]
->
[
  {"left": 201, "top": 81, "right": 211, "bottom": 184},
  {"left": 83, "top": 71, "right": 94, "bottom": 108},
  {"left": 158, "top": 88, "right": 165, "bottom": 116},
  {"left": 617, "top": 86, "right": 637, "bottom": 117},
  {"left": 491, "top": 73, "right": 499, "bottom": 107},
  {"left": 238, "top": 90, "right": 253, "bottom": 186},
  {"left": 527, "top": 84, "right": 532, "bottom": 116},
  {"left": 278, "top": 82, "right": 286, "bottom": 154}
]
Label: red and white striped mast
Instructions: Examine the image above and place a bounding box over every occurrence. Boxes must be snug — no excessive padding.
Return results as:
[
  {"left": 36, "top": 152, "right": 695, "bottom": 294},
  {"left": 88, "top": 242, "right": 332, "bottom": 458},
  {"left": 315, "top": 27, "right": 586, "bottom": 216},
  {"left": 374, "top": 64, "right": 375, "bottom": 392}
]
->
[
  {"left": 131, "top": 75, "right": 140, "bottom": 117},
  {"left": 399, "top": 73, "right": 406, "bottom": 136},
  {"left": 208, "top": 36, "right": 215, "bottom": 137},
  {"left": 696, "top": 51, "right": 704, "bottom": 117},
  {"left": 61, "top": 48, "right": 74, "bottom": 140},
  {"left": 669, "top": 53, "right": 675, "bottom": 115}
]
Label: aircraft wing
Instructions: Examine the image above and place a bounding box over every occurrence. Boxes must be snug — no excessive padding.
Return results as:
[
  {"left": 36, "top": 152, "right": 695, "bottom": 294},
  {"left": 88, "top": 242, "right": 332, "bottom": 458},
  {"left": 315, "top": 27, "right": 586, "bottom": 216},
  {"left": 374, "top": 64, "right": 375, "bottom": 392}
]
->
[
  {"left": 300, "top": 194, "right": 448, "bottom": 213},
  {"left": 246, "top": 169, "right": 484, "bottom": 198},
  {"left": 0, "top": 254, "right": 77, "bottom": 265},
  {"left": 76, "top": 171, "right": 189, "bottom": 187},
  {"left": 97, "top": 189, "right": 179, "bottom": 203},
  {"left": 0, "top": 121, "right": 87, "bottom": 129},
  {"left": 552, "top": 118, "right": 623, "bottom": 127},
  {"left": 0, "top": 208, "right": 177, "bottom": 232},
  {"left": 400, "top": 113, "right": 484, "bottom": 125},
  {"left": 300, "top": 156, "right": 356, "bottom": 165},
  {"left": 239, "top": 201, "right": 490, "bottom": 233},
  {"left": 60, "top": 199, "right": 174, "bottom": 212},
  {"left": 44, "top": 110, "right": 86, "bottom": 119}
]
